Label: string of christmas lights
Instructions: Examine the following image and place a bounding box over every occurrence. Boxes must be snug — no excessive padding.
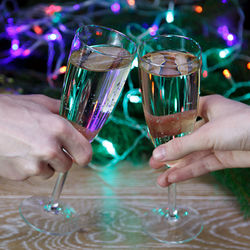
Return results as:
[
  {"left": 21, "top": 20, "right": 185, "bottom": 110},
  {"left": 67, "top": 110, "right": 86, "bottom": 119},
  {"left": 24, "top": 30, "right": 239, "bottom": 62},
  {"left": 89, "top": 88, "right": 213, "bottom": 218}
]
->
[{"left": 0, "top": 0, "right": 249, "bottom": 169}]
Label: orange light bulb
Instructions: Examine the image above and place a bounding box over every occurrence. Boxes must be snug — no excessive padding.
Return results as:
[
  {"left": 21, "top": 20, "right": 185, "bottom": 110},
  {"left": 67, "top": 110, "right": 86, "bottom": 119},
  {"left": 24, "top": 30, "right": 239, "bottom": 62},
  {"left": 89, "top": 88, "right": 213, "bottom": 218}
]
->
[
  {"left": 194, "top": 5, "right": 203, "bottom": 13},
  {"left": 222, "top": 69, "right": 231, "bottom": 79}
]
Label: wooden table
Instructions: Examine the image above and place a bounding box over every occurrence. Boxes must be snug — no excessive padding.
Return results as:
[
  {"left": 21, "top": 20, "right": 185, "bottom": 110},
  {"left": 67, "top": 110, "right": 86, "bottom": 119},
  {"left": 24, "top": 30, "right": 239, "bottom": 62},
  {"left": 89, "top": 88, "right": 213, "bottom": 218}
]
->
[{"left": 0, "top": 161, "right": 249, "bottom": 249}]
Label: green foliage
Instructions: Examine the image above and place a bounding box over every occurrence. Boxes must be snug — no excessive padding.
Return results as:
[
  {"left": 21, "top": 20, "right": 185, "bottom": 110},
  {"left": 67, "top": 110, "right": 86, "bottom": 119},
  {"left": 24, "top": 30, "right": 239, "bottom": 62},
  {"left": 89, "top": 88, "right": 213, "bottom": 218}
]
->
[
  {"left": 201, "top": 72, "right": 231, "bottom": 95},
  {"left": 211, "top": 168, "right": 250, "bottom": 218}
]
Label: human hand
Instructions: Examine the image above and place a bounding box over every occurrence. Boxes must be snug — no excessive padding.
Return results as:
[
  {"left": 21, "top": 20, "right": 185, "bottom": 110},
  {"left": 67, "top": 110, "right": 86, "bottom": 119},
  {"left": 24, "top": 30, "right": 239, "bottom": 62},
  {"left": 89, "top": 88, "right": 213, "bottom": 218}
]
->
[
  {"left": 0, "top": 94, "right": 92, "bottom": 181},
  {"left": 149, "top": 94, "right": 250, "bottom": 187}
]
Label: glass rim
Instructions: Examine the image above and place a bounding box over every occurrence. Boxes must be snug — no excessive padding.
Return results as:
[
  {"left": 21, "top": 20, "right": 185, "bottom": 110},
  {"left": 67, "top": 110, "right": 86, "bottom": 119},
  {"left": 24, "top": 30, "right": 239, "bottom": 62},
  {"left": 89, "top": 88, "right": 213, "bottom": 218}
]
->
[
  {"left": 75, "top": 24, "right": 137, "bottom": 59},
  {"left": 138, "top": 34, "right": 202, "bottom": 67}
]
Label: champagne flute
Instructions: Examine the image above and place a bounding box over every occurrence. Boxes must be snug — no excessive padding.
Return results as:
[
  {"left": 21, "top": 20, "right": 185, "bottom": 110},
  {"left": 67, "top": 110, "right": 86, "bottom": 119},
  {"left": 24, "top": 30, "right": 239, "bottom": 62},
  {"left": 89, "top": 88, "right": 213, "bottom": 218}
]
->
[
  {"left": 138, "top": 35, "right": 203, "bottom": 243},
  {"left": 19, "top": 25, "right": 137, "bottom": 236}
]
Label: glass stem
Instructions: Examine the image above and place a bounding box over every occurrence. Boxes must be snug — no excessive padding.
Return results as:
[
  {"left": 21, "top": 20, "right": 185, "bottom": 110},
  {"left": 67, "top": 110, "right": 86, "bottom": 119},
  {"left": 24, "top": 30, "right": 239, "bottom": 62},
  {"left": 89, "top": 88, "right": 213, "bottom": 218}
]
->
[
  {"left": 168, "top": 183, "right": 178, "bottom": 219},
  {"left": 49, "top": 172, "right": 68, "bottom": 208}
]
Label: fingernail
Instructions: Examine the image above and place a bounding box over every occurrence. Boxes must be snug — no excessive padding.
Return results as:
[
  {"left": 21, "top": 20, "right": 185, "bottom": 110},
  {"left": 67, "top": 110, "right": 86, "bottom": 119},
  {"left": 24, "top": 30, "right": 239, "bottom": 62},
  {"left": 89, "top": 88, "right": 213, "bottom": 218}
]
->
[
  {"left": 157, "top": 179, "right": 167, "bottom": 187},
  {"left": 156, "top": 182, "right": 163, "bottom": 188},
  {"left": 157, "top": 176, "right": 170, "bottom": 187},
  {"left": 153, "top": 147, "right": 166, "bottom": 161},
  {"left": 168, "top": 174, "right": 177, "bottom": 183}
]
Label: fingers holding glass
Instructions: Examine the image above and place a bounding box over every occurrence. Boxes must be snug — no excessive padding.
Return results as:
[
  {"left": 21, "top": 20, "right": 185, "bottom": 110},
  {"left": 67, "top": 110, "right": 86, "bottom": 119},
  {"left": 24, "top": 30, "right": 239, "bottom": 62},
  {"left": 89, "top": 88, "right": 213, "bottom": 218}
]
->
[
  {"left": 138, "top": 35, "right": 203, "bottom": 243},
  {"left": 19, "top": 25, "right": 136, "bottom": 236}
]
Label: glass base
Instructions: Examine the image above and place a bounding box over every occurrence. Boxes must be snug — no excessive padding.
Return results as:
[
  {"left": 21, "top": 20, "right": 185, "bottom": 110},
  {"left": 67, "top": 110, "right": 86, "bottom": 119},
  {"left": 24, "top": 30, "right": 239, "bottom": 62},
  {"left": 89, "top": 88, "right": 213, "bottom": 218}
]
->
[
  {"left": 19, "top": 196, "right": 87, "bottom": 236},
  {"left": 142, "top": 205, "right": 203, "bottom": 244}
]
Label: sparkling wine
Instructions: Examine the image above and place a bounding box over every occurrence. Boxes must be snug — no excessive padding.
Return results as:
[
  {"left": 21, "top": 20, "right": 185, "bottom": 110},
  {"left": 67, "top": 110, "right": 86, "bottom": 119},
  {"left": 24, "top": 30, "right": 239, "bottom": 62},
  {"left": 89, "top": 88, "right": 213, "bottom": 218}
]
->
[
  {"left": 139, "top": 50, "right": 200, "bottom": 146},
  {"left": 60, "top": 45, "right": 132, "bottom": 142}
]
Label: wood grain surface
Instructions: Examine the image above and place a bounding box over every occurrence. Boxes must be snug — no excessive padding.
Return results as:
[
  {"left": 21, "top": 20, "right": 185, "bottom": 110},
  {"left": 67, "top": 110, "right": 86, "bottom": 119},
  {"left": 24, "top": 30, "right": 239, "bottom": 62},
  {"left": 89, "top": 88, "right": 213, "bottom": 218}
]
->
[{"left": 0, "top": 161, "right": 249, "bottom": 249}]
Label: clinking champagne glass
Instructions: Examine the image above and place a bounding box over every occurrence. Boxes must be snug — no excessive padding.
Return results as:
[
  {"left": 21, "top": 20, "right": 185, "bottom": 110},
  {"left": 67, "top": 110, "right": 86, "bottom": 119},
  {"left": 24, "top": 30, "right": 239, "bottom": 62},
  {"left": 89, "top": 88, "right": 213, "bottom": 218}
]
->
[
  {"left": 138, "top": 35, "right": 203, "bottom": 243},
  {"left": 19, "top": 25, "right": 137, "bottom": 236}
]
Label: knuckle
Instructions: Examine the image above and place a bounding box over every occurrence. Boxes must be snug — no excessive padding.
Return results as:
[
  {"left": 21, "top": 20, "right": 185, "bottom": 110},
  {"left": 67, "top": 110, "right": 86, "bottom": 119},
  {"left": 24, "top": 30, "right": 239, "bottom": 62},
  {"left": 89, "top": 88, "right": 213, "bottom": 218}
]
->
[
  {"left": 36, "top": 94, "right": 45, "bottom": 100},
  {"left": 37, "top": 94, "right": 53, "bottom": 103},
  {"left": 32, "top": 163, "right": 44, "bottom": 176},
  {"left": 43, "top": 146, "right": 60, "bottom": 160},
  {"left": 31, "top": 94, "right": 48, "bottom": 104},
  {"left": 86, "top": 149, "right": 93, "bottom": 163},
  {"left": 78, "top": 147, "right": 93, "bottom": 166},
  {"left": 190, "top": 165, "right": 199, "bottom": 178},
  {"left": 202, "top": 129, "right": 214, "bottom": 149},
  {"left": 203, "top": 161, "right": 213, "bottom": 173},
  {"left": 211, "top": 94, "right": 220, "bottom": 99},
  {"left": 170, "top": 138, "right": 183, "bottom": 154},
  {"left": 202, "top": 156, "right": 216, "bottom": 173},
  {"left": 54, "top": 118, "right": 70, "bottom": 135},
  {"left": 25, "top": 163, "right": 42, "bottom": 177}
]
